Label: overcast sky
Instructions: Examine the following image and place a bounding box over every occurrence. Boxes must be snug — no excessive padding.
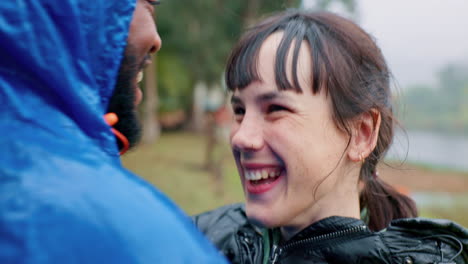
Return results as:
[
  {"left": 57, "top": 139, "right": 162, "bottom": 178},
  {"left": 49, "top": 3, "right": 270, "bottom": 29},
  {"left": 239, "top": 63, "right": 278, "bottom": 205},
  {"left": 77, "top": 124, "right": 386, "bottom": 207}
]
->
[{"left": 304, "top": 0, "right": 468, "bottom": 88}]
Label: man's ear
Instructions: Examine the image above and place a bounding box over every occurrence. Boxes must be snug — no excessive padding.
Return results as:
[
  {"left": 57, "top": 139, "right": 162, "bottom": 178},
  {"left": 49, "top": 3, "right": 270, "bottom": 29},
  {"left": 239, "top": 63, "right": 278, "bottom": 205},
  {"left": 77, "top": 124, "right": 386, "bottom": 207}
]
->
[{"left": 348, "top": 109, "right": 381, "bottom": 162}]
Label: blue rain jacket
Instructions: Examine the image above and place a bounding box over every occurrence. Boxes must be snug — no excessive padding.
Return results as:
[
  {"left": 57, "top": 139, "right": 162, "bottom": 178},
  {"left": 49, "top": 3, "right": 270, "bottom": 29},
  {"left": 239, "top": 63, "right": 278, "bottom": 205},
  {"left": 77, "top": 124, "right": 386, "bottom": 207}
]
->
[{"left": 0, "top": 1, "right": 226, "bottom": 263}]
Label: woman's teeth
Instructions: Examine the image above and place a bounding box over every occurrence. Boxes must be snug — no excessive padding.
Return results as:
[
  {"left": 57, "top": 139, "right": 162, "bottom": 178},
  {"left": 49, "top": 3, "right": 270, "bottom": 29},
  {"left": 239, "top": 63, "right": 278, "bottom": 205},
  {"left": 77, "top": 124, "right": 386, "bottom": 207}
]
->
[
  {"left": 137, "top": 71, "right": 144, "bottom": 83},
  {"left": 244, "top": 169, "right": 281, "bottom": 181}
]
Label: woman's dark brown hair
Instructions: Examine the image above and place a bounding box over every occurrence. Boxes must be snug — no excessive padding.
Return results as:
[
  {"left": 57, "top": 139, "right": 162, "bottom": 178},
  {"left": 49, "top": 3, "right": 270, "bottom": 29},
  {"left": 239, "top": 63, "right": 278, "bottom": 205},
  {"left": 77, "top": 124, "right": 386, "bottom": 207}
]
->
[{"left": 225, "top": 10, "right": 417, "bottom": 231}]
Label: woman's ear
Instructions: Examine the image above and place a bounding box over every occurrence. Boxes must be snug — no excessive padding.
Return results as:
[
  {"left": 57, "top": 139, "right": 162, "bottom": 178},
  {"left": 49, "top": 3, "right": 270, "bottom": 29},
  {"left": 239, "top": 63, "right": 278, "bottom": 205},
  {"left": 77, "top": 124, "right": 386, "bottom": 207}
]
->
[{"left": 348, "top": 109, "right": 381, "bottom": 162}]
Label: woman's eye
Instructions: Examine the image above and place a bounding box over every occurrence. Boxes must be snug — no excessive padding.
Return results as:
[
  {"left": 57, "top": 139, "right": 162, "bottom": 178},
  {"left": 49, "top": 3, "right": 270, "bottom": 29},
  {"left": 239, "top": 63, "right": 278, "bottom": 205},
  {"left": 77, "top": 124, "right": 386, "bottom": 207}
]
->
[{"left": 267, "top": 104, "right": 288, "bottom": 113}]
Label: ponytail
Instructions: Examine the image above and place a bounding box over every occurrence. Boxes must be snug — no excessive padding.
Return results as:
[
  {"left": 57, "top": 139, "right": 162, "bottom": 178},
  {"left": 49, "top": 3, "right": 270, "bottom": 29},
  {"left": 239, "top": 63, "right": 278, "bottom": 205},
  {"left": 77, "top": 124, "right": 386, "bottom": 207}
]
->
[{"left": 359, "top": 161, "right": 418, "bottom": 231}]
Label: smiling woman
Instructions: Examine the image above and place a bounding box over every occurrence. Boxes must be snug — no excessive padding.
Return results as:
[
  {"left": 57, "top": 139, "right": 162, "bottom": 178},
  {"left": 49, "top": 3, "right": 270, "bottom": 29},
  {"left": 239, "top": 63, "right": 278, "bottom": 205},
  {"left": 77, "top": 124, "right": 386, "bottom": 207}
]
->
[
  {"left": 193, "top": 9, "right": 468, "bottom": 264},
  {"left": 229, "top": 31, "right": 360, "bottom": 234}
]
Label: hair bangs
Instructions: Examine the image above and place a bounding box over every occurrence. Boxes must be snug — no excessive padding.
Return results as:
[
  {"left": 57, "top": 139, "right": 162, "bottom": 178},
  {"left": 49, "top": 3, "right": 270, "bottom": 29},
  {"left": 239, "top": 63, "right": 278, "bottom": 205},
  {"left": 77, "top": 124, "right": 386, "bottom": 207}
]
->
[
  {"left": 226, "top": 12, "right": 330, "bottom": 95},
  {"left": 226, "top": 28, "right": 275, "bottom": 92}
]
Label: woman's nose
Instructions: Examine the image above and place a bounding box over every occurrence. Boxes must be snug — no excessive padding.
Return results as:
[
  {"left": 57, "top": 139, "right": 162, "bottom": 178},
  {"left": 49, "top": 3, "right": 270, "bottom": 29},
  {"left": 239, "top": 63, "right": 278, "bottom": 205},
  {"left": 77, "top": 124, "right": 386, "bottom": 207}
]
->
[{"left": 230, "top": 114, "right": 264, "bottom": 152}]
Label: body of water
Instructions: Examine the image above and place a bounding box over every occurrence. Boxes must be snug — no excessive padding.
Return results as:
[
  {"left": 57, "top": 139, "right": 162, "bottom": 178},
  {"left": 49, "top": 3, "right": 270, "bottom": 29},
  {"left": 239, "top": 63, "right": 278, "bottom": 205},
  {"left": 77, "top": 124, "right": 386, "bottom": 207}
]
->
[
  {"left": 412, "top": 192, "right": 468, "bottom": 208},
  {"left": 387, "top": 130, "right": 468, "bottom": 171}
]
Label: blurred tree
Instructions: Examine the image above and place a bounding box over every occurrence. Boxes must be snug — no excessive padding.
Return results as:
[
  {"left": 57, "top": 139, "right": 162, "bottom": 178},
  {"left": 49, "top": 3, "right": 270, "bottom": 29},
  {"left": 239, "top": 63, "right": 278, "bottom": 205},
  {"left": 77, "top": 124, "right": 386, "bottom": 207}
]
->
[
  {"left": 399, "top": 63, "right": 468, "bottom": 134},
  {"left": 142, "top": 59, "right": 160, "bottom": 144},
  {"left": 438, "top": 64, "right": 468, "bottom": 131}
]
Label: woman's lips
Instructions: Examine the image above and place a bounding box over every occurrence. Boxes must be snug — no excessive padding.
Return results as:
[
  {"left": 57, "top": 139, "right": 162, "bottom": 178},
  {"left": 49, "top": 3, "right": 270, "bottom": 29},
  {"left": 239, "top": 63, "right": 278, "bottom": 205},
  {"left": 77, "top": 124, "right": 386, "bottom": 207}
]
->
[
  {"left": 242, "top": 164, "right": 284, "bottom": 194},
  {"left": 245, "top": 171, "right": 283, "bottom": 194}
]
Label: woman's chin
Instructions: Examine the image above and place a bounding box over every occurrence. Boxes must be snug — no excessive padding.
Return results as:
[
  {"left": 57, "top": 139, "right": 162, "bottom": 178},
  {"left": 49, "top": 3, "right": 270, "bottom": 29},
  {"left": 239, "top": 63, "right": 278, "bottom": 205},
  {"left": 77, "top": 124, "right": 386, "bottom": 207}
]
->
[{"left": 245, "top": 207, "right": 281, "bottom": 229}]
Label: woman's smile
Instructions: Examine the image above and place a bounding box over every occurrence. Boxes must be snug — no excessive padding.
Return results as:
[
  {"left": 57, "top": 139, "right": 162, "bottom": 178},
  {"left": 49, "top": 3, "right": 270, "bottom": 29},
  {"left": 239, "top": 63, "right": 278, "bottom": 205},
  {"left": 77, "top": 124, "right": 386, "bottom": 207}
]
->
[{"left": 241, "top": 163, "right": 285, "bottom": 194}]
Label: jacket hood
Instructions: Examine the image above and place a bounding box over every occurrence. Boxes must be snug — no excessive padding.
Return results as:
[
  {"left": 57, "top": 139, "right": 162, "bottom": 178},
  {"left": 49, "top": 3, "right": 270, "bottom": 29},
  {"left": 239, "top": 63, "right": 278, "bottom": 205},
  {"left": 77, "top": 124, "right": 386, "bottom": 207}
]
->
[
  {"left": 0, "top": 0, "right": 136, "bottom": 155},
  {"left": 0, "top": 3, "right": 230, "bottom": 262}
]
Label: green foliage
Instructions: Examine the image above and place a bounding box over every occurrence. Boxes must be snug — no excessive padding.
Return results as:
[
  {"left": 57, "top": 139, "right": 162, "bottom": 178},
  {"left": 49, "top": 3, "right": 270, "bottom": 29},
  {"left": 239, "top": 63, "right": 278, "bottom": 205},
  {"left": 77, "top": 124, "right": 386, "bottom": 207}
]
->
[
  {"left": 157, "top": 52, "right": 191, "bottom": 112},
  {"left": 398, "top": 63, "right": 468, "bottom": 134},
  {"left": 157, "top": 0, "right": 302, "bottom": 84}
]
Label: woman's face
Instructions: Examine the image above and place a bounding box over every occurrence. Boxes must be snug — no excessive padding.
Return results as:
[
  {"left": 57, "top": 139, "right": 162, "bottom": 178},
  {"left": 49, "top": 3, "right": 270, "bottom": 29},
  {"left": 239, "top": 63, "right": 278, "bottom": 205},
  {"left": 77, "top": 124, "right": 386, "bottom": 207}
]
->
[{"left": 230, "top": 33, "right": 353, "bottom": 230}]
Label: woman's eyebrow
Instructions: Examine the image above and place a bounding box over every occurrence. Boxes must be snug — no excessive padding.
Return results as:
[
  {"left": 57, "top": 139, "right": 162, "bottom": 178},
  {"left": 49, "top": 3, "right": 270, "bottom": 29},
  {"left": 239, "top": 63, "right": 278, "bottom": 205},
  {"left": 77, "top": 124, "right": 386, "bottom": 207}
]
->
[
  {"left": 231, "top": 92, "right": 291, "bottom": 105},
  {"left": 256, "top": 92, "right": 294, "bottom": 104},
  {"left": 256, "top": 92, "right": 278, "bottom": 103}
]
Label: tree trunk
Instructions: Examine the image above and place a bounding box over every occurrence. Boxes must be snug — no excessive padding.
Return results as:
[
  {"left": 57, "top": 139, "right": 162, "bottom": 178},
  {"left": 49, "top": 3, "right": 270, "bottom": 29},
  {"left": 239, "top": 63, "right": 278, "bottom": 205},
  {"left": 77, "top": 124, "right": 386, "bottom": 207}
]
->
[
  {"left": 243, "top": 0, "right": 261, "bottom": 27},
  {"left": 286, "top": 0, "right": 302, "bottom": 7},
  {"left": 204, "top": 111, "right": 225, "bottom": 197},
  {"left": 142, "top": 56, "right": 160, "bottom": 144},
  {"left": 190, "top": 81, "right": 207, "bottom": 133},
  {"left": 204, "top": 112, "right": 216, "bottom": 170}
]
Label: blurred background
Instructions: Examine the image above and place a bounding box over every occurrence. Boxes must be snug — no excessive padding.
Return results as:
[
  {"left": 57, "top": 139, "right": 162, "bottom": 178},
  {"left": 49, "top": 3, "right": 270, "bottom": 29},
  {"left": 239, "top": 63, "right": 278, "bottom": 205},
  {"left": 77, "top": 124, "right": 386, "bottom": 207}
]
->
[{"left": 122, "top": 0, "right": 468, "bottom": 226}]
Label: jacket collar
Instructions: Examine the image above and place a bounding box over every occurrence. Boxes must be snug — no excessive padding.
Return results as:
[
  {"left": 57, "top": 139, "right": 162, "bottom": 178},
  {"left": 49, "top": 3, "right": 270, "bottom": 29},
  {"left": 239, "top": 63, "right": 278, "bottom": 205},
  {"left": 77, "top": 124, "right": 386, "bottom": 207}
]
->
[{"left": 287, "top": 216, "right": 367, "bottom": 243}]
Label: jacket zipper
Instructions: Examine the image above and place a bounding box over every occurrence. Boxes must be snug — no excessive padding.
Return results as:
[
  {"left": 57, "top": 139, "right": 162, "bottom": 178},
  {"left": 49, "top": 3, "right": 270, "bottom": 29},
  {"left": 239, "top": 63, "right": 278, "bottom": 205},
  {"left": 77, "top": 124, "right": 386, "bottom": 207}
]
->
[
  {"left": 270, "top": 244, "right": 282, "bottom": 264},
  {"left": 269, "top": 225, "right": 368, "bottom": 264}
]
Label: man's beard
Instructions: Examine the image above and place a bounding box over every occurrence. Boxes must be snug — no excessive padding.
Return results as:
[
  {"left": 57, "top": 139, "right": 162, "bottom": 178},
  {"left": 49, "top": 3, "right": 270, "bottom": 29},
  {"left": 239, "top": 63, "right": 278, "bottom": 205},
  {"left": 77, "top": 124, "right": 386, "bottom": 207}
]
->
[{"left": 107, "top": 45, "right": 144, "bottom": 150}]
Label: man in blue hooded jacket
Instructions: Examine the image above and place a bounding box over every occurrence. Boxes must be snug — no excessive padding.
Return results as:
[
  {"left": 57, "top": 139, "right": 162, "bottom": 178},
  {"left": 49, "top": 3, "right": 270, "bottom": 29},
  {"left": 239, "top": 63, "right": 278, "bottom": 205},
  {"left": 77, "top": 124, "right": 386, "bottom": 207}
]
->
[{"left": 0, "top": 0, "right": 227, "bottom": 263}]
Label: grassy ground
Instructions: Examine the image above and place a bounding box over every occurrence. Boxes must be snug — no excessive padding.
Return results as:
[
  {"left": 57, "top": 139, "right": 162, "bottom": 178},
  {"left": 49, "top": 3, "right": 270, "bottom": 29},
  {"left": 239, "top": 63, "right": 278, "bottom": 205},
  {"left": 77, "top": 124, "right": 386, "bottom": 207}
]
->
[{"left": 122, "top": 131, "right": 468, "bottom": 226}]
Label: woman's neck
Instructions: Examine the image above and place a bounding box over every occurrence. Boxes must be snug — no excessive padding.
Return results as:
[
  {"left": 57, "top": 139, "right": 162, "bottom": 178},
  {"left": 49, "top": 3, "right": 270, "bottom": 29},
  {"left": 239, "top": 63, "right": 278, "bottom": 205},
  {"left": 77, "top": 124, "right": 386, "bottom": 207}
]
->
[{"left": 279, "top": 184, "right": 361, "bottom": 241}]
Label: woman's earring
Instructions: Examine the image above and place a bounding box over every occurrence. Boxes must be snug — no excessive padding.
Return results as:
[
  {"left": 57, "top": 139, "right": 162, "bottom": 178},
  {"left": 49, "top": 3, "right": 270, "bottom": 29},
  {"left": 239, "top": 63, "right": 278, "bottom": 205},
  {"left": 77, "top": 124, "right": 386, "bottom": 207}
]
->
[{"left": 359, "top": 153, "right": 365, "bottom": 164}]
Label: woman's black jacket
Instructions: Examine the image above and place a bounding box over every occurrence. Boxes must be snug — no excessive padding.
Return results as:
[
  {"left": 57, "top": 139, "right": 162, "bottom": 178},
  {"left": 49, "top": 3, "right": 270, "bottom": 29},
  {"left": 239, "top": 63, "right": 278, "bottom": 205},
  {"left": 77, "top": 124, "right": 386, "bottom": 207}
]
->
[{"left": 193, "top": 203, "right": 468, "bottom": 264}]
